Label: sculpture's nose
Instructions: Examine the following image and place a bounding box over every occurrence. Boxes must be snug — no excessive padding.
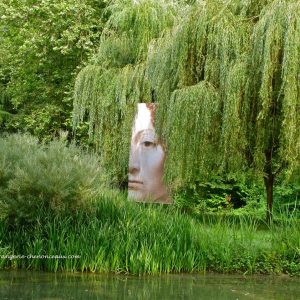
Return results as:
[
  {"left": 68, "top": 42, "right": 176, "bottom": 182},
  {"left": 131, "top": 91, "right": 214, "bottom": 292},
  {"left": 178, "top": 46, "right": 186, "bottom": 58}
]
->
[
  {"left": 129, "top": 148, "right": 140, "bottom": 175},
  {"left": 129, "top": 165, "right": 139, "bottom": 175}
]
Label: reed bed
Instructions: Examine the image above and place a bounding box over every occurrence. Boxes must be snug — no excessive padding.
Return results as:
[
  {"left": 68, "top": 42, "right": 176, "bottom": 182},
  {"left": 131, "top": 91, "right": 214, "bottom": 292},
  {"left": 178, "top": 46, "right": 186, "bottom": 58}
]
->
[{"left": 0, "top": 192, "right": 299, "bottom": 275}]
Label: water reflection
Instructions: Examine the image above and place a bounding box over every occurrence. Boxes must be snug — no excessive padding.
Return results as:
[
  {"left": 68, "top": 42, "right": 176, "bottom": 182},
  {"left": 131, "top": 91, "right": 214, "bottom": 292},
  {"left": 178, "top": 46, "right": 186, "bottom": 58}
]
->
[{"left": 0, "top": 271, "right": 299, "bottom": 300}]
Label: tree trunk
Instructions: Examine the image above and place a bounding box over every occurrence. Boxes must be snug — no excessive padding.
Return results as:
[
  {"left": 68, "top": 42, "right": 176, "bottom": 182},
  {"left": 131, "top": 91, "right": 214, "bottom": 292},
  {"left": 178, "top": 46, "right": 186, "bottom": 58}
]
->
[
  {"left": 264, "top": 173, "right": 274, "bottom": 224},
  {"left": 264, "top": 150, "right": 275, "bottom": 224}
]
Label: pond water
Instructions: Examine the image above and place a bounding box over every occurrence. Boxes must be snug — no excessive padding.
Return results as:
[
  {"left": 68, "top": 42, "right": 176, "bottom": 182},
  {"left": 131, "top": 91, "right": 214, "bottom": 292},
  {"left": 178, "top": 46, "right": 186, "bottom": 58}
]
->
[{"left": 0, "top": 271, "right": 299, "bottom": 300}]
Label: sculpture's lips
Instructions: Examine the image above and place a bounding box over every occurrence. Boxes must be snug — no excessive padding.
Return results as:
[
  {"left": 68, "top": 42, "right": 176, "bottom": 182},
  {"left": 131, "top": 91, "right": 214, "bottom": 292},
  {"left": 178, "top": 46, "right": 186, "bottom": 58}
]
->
[
  {"left": 129, "top": 180, "right": 143, "bottom": 184},
  {"left": 128, "top": 180, "right": 143, "bottom": 190}
]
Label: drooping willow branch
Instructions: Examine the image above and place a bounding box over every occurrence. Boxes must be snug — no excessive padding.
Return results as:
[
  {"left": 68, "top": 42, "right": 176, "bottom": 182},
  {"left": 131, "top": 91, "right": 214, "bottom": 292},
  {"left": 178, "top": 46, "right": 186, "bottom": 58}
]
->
[{"left": 73, "top": 0, "right": 300, "bottom": 187}]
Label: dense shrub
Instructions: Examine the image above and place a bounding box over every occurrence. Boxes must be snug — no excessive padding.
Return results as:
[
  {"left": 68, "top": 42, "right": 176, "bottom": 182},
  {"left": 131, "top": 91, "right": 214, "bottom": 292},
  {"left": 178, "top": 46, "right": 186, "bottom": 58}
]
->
[
  {"left": 173, "top": 176, "right": 265, "bottom": 215},
  {"left": 0, "top": 134, "right": 105, "bottom": 225}
]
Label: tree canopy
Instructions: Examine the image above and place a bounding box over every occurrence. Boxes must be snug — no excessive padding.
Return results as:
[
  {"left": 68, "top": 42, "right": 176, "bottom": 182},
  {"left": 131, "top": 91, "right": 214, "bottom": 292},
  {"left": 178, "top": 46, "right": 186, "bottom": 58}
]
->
[
  {"left": 0, "top": 0, "right": 107, "bottom": 141},
  {"left": 73, "top": 0, "right": 300, "bottom": 219}
]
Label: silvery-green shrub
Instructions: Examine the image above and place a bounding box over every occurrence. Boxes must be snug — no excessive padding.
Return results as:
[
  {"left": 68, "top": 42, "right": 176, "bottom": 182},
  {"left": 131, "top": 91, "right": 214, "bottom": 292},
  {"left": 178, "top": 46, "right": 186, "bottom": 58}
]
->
[{"left": 0, "top": 134, "right": 105, "bottom": 225}]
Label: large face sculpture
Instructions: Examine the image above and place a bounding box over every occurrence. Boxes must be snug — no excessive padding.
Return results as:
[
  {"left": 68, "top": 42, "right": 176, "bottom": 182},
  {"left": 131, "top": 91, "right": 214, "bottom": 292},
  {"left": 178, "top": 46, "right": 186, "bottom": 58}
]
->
[{"left": 128, "top": 103, "right": 171, "bottom": 203}]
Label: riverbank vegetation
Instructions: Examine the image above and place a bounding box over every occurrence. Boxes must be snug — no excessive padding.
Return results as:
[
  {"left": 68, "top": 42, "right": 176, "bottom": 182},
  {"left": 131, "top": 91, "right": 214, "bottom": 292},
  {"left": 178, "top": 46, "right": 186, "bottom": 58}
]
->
[
  {"left": 0, "top": 134, "right": 299, "bottom": 275},
  {"left": 0, "top": 191, "right": 299, "bottom": 276},
  {"left": 0, "top": 0, "right": 299, "bottom": 275}
]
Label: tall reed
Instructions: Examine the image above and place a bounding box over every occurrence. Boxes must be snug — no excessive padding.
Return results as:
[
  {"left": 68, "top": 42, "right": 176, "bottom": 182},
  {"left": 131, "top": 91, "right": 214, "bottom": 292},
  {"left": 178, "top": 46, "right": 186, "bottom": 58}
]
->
[{"left": 0, "top": 191, "right": 298, "bottom": 275}]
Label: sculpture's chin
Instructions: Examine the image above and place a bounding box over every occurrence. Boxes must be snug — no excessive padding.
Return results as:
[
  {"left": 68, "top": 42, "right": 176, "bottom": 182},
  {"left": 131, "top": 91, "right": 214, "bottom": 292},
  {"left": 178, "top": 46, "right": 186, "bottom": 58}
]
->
[
  {"left": 128, "top": 189, "right": 172, "bottom": 204},
  {"left": 128, "top": 189, "right": 144, "bottom": 201},
  {"left": 128, "top": 189, "right": 156, "bottom": 203}
]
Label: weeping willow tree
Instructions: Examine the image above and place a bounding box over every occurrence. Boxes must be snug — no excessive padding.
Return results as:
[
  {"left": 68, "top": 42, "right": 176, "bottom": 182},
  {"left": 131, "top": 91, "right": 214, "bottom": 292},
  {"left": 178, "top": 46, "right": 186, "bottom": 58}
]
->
[
  {"left": 73, "top": 0, "right": 177, "bottom": 186},
  {"left": 246, "top": 0, "right": 300, "bottom": 221},
  {"left": 149, "top": 0, "right": 300, "bottom": 221},
  {"left": 73, "top": 0, "right": 300, "bottom": 221}
]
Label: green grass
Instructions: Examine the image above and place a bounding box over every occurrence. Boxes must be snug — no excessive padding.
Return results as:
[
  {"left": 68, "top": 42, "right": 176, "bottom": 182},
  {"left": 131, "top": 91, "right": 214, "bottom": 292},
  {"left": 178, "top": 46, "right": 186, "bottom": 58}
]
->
[{"left": 0, "top": 191, "right": 299, "bottom": 276}]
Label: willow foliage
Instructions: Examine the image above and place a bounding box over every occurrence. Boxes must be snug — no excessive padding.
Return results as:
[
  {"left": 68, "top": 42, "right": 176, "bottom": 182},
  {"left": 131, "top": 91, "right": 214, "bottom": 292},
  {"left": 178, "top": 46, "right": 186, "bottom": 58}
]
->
[
  {"left": 228, "top": 0, "right": 274, "bottom": 18},
  {"left": 74, "top": 63, "right": 150, "bottom": 184},
  {"left": 73, "top": 0, "right": 177, "bottom": 184},
  {"left": 148, "top": 1, "right": 252, "bottom": 181},
  {"left": 151, "top": 0, "right": 299, "bottom": 184},
  {"left": 163, "top": 82, "right": 220, "bottom": 183},
  {"left": 73, "top": 0, "right": 300, "bottom": 187},
  {"left": 248, "top": 0, "right": 300, "bottom": 178}
]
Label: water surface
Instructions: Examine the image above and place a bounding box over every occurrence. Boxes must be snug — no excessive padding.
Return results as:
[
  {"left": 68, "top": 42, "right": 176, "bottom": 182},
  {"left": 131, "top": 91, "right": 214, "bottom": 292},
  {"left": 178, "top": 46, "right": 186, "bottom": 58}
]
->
[{"left": 0, "top": 271, "right": 299, "bottom": 299}]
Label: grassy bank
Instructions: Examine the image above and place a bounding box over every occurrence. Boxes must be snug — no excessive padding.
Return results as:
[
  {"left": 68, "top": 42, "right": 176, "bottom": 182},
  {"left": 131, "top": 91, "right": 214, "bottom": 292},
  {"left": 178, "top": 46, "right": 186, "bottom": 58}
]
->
[{"left": 0, "top": 191, "right": 299, "bottom": 276}]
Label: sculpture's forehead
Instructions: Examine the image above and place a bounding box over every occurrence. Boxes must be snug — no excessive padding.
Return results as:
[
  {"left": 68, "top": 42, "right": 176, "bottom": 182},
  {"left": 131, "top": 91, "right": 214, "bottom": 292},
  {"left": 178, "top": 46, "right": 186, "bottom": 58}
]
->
[
  {"left": 133, "top": 103, "right": 155, "bottom": 134},
  {"left": 145, "top": 103, "right": 156, "bottom": 125}
]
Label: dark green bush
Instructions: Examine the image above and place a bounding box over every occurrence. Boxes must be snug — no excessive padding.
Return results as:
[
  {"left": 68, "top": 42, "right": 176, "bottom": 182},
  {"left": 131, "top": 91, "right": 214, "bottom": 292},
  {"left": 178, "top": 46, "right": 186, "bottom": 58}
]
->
[
  {"left": 0, "top": 134, "right": 105, "bottom": 225},
  {"left": 273, "top": 184, "right": 300, "bottom": 216},
  {"left": 174, "top": 176, "right": 264, "bottom": 214}
]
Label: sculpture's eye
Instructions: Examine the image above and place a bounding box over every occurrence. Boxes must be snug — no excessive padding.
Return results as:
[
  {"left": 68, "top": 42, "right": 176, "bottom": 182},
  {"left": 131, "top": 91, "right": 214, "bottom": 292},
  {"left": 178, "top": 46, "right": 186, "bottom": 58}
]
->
[{"left": 143, "top": 141, "right": 155, "bottom": 147}]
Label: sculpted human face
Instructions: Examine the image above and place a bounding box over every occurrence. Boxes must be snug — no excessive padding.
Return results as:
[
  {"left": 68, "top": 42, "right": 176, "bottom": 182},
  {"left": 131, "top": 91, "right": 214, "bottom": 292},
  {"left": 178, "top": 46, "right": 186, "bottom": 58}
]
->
[{"left": 128, "top": 103, "right": 170, "bottom": 203}]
